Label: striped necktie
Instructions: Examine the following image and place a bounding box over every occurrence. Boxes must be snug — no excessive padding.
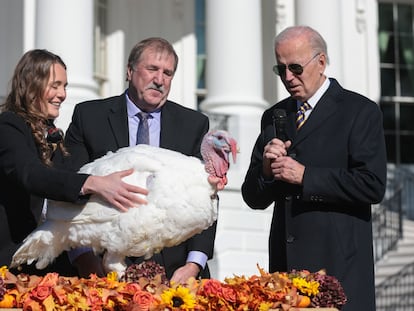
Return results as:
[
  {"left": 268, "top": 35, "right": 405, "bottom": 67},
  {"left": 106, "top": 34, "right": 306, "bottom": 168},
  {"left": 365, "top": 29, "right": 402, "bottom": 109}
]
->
[
  {"left": 136, "top": 112, "right": 152, "bottom": 145},
  {"left": 296, "top": 102, "right": 312, "bottom": 130}
]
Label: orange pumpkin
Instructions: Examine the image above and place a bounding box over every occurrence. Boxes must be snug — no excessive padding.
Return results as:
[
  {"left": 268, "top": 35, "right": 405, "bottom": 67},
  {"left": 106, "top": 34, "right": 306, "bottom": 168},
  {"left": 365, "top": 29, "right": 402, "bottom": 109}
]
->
[{"left": 296, "top": 295, "right": 311, "bottom": 308}]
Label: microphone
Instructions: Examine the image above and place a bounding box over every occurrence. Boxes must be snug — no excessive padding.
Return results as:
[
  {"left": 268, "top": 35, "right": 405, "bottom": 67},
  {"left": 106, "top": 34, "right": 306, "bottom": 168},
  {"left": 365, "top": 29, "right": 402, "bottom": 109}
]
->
[{"left": 272, "top": 109, "right": 287, "bottom": 142}]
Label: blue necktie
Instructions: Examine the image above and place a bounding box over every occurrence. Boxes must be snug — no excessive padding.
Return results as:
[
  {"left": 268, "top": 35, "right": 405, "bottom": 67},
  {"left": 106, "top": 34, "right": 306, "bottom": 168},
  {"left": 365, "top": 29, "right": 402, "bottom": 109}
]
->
[
  {"left": 136, "top": 112, "right": 152, "bottom": 145},
  {"left": 296, "top": 102, "right": 311, "bottom": 130}
]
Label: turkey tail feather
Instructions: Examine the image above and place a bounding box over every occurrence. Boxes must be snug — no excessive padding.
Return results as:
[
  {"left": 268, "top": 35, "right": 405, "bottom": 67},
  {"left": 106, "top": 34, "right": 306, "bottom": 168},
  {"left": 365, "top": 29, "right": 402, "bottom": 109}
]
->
[{"left": 11, "top": 223, "right": 66, "bottom": 270}]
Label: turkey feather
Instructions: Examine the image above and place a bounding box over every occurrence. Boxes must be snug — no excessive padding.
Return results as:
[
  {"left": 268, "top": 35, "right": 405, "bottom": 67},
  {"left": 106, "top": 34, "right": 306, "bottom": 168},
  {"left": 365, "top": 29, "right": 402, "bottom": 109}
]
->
[{"left": 11, "top": 130, "right": 237, "bottom": 277}]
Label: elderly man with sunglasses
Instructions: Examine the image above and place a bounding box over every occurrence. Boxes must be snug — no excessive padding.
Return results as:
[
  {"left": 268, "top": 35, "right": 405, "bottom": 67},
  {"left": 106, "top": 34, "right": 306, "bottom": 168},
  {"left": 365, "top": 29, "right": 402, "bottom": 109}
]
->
[{"left": 242, "top": 25, "right": 386, "bottom": 311}]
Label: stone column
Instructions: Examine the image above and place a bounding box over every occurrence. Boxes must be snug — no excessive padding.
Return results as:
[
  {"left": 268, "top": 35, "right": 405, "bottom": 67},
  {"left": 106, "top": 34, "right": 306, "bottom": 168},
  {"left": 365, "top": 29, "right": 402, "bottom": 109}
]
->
[
  {"left": 36, "top": 0, "right": 98, "bottom": 131},
  {"left": 201, "top": 0, "right": 268, "bottom": 182},
  {"left": 200, "top": 0, "right": 270, "bottom": 281}
]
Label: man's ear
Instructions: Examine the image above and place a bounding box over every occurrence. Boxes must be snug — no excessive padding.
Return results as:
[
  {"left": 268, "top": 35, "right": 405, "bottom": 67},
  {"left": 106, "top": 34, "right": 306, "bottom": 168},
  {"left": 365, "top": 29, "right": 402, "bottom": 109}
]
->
[{"left": 126, "top": 67, "right": 133, "bottom": 81}]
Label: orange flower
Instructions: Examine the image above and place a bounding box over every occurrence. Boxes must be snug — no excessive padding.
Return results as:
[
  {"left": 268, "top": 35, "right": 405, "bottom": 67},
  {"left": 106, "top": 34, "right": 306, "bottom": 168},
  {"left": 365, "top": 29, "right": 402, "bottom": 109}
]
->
[
  {"left": 220, "top": 285, "right": 236, "bottom": 303},
  {"left": 38, "top": 272, "right": 59, "bottom": 287},
  {"left": 198, "top": 279, "right": 222, "bottom": 297},
  {"left": 30, "top": 285, "right": 52, "bottom": 301},
  {"left": 132, "top": 290, "right": 156, "bottom": 310},
  {"left": 122, "top": 282, "right": 142, "bottom": 295}
]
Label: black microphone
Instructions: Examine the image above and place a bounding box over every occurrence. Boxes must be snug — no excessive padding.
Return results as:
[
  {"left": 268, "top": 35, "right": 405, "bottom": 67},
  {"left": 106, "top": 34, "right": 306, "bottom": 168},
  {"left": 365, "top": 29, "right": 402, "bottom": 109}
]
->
[{"left": 272, "top": 109, "right": 287, "bottom": 142}]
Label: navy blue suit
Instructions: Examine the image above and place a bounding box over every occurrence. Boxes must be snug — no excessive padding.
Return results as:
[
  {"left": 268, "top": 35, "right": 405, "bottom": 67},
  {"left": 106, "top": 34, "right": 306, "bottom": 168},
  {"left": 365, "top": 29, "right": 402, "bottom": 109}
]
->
[
  {"left": 242, "top": 79, "right": 387, "bottom": 311},
  {"left": 60, "top": 93, "right": 216, "bottom": 279}
]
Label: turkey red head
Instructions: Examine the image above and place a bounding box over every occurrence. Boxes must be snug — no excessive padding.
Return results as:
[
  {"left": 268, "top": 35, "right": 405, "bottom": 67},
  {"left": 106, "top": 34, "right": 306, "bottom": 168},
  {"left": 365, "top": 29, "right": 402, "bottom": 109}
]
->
[{"left": 201, "top": 130, "right": 238, "bottom": 191}]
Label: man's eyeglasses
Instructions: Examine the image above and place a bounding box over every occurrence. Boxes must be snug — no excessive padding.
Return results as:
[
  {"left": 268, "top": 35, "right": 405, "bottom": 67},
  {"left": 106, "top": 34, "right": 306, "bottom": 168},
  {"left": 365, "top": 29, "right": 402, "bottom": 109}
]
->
[{"left": 273, "top": 53, "right": 320, "bottom": 76}]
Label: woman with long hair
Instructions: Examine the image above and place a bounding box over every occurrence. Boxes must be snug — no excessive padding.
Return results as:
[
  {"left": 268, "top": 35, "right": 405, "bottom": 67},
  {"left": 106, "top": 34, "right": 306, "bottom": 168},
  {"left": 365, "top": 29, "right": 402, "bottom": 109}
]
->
[{"left": 0, "top": 49, "right": 147, "bottom": 276}]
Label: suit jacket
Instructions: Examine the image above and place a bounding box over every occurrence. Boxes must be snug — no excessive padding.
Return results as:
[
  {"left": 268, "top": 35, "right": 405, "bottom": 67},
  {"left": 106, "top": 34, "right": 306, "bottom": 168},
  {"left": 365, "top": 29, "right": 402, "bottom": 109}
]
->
[
  {"left": 242, "top": 78, "right": 387, "bottom": 311},
  {"left": 0, "top": 111, "right": 88, "bottom": 275},
  {"left": 60, "top": 93, "right": 216, "bottom": 279}
]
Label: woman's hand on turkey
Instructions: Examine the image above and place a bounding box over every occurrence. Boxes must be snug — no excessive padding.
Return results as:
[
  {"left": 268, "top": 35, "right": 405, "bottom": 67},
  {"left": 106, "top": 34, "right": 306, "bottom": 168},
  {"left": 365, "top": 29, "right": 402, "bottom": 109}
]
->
[
  {"left": 170, "top": 262, "right": 200, "bottom": 284},
  {"left": 82, "top": 168, "right": 148, "bottom": 212}
]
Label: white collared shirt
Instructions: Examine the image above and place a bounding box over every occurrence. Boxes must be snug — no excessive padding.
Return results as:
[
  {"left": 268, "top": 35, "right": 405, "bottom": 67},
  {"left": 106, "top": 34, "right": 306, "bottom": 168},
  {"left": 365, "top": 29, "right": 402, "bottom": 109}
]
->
[
  {"left": 126, "top": 92, "right": 161, "bottom": 147},
  {"left": 297, "top": 77, "right": 331, "bottom": 119}
]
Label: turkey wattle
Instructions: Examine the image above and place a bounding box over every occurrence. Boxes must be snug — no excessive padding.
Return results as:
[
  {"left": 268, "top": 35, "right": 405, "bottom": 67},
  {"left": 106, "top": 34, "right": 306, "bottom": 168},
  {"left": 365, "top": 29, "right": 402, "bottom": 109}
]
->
[{"left": 11, "top": 130, "right": 237, "bottom": 277}]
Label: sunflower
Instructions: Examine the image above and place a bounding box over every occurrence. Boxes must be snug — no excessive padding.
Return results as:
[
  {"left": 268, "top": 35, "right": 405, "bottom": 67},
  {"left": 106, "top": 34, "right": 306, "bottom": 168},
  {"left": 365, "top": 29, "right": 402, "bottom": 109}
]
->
[
  {"left": 292, "top": 277, "right": 320, "bottom": 296},
  {"left": 160, "top": 285, "right": 196, "bottom": 310}
]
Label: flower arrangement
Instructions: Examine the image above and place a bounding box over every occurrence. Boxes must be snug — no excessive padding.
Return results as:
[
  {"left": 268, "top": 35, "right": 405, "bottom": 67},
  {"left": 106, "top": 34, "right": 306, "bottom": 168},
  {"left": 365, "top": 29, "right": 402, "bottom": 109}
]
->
[{"left": 0, "top": 263, "right": 346, "bottom": 310}]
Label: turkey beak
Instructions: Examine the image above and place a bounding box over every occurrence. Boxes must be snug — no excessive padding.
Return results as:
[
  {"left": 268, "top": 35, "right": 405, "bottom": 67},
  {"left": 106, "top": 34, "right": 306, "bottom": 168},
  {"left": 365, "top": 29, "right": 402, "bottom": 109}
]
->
[{"left": 229, "top": 138, "right": 238, "bottom": 164}]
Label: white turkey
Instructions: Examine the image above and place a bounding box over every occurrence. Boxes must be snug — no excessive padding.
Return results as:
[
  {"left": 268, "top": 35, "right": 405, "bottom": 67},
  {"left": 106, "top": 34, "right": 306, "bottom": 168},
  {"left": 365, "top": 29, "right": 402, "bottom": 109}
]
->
[{"left": 11, "top": 130, "right": 237, "bottom": 277}]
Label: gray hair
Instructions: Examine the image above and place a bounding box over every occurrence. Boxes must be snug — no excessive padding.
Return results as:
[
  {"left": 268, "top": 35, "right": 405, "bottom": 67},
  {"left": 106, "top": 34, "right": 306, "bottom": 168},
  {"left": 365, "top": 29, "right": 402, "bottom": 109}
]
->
[
  {"left": 127, "top": 37, "right": 179, "bottom": 73},
  {"left": 274, "top": 25, "right": 330, "bottom": 64}
]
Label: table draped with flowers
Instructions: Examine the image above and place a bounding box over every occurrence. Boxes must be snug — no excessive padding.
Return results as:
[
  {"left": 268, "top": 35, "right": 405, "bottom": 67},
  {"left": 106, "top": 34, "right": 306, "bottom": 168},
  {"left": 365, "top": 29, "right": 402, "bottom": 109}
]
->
[{"left": 0, "top": 263, "right": 345, "bottom": 310}]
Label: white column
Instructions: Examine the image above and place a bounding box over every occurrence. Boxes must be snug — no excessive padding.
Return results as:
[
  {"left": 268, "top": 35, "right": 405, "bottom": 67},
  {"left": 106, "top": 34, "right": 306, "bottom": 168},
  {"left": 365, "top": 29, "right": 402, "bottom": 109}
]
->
[
  {"left": 201, "top": 0, "right": 272, "bottom": 281},
  {"left": 36, "top": 0, "right": 98, "bottom": 131},
  {"left": 201, "top": 0, "right": 267, "bottom": 115},
  {"left": 295, "top": 0, "right": 343, "bottom": 83},
  {"left": 201, "top": 0, "right": 267, "bottom": 179}
]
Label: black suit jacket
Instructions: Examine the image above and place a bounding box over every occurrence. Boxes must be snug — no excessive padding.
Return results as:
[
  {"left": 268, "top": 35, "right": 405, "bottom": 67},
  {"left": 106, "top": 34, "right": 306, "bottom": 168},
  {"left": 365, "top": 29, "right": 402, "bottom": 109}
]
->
[
  {"left": 0, "top": 111, "right": 88, "bottom": 275},
  {"left": 60, "top": 93, "right": 216, "bottom": 278},
  {"left": 242, "top": 79, "right": 387, "bottom": 311}
]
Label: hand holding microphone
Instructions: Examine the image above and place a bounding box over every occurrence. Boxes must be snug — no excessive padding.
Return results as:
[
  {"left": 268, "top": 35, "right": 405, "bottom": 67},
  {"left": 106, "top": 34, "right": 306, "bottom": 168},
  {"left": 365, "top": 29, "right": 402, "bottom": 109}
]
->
[
  {"left": 262, "top": 109, "right": 290, "bottom": 178},
  {"left": 263, "top": 109, "right": 291, "bottom": 160},
  {"left": 263, "top": 109, "right": 304, "bottom": 184}
]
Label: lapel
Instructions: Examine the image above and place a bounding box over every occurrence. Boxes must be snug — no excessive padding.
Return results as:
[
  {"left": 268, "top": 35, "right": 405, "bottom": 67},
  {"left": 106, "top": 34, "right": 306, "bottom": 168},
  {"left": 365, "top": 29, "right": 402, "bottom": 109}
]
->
[
  {"left": 159, "top": 101, "right": 177, "bottom": 149},
  {"left": 290, "top": 79, "right": 341, "bottom": 149},
  {"left": 108, "top": 95, "right": 129, "bottom": 148}
]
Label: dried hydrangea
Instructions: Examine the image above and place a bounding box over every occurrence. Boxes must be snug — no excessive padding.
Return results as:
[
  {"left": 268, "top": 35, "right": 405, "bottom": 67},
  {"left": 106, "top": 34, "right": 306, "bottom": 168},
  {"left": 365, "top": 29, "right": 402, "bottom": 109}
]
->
[
  {"left": 123, "top": 260, "right": 169, "bottom": 286},
  {"left": 311, "top": 273, "right": 347, "bottom": 309}
]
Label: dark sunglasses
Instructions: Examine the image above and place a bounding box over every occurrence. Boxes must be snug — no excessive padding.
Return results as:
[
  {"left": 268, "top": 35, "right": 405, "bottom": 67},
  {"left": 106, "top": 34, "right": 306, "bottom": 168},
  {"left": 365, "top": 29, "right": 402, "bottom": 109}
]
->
[{"left": 273, "top": 53, "right": 320, "bottom": 76}]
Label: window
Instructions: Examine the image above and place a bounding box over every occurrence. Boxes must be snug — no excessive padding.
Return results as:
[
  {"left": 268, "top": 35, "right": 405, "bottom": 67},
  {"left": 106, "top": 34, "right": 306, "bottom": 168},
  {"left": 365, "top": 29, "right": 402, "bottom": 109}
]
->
[{"left": 379, "top": 1, "right": 414, "bottom": 164}]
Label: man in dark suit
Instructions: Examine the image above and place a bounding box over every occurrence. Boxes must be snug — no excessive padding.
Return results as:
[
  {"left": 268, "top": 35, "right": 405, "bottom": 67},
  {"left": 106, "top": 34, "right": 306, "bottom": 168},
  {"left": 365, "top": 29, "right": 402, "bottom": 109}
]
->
[
  {"left": 242, "top": 26, "right": 386, "bottom": 311},
  {"left": 61, "top": 37, "right": 216, "bottom": 284}
]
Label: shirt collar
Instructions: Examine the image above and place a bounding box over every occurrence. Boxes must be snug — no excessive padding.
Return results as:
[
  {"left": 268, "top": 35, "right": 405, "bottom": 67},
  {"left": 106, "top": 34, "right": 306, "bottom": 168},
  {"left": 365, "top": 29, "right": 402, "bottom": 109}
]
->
[
  {"left": 297, "top": 77, "right": 330, "bottom": 108},
  {"left": 125, "top": 91, "right": 161, "bottom": 117}
]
